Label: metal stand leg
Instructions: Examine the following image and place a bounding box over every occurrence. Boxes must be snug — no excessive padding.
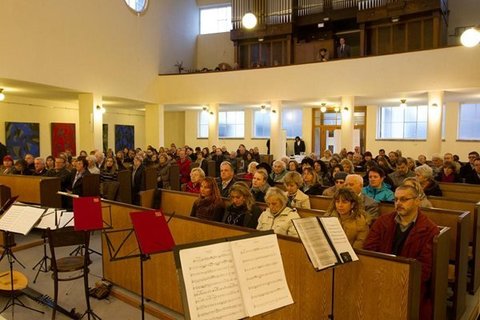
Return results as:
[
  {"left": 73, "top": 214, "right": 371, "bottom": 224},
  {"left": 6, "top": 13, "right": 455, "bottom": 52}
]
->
[{"left": 32, "top": 235, "right": 51, "bottom": 283}]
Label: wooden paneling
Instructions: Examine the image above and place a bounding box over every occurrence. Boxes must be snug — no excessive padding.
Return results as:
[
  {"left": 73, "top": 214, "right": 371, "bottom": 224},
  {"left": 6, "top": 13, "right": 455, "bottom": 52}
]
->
[{"left": 0, "top": 175, "right": 61, "bottom": 208}]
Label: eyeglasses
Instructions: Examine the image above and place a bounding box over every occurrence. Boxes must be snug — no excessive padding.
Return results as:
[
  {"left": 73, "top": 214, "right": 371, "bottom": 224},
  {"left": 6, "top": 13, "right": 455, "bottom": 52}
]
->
[{"left": 394, "top": 197, "right": 416, "bottom": 203}]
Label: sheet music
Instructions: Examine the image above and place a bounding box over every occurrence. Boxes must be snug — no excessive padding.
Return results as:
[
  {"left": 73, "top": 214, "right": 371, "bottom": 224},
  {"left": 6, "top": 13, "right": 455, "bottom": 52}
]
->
[
  {"left": 320, "top": 217, "right": 358, "bottom": 262},
  {"left": 179, "top": 242, "right": 246, "bottom": 320},
  {"left": 59, "top": 211, "right": 75, "bottom": 228},
  {"left": 231, "top": 234, "right": 293, "bottom": 316},
  {"left": 293, "top": 217, "right": 338, "bottom": 270},
  {"left": 0, "top": 204, "right": 46, "bottom": 235},
  {"left": 35, "top": 208, "right": 58, "bottom": 229}
]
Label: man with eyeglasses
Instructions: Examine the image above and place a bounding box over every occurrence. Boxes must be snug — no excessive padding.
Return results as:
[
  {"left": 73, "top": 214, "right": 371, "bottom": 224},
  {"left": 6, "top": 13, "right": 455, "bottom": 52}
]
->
[
  {"left": 363, "top": 184, "right": 439, "bottom": 320},
  {"left": 460, "top": 151, "right": 479, "bottom": 181}
]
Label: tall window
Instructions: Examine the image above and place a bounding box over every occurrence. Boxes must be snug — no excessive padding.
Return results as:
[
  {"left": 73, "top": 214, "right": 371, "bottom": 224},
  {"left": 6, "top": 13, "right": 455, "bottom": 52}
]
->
[
  {"left": 200, "top": 6, "right": 232, "bottom": 35},
  {"left": 219, "top": 111, "right": 244, "bottom": 138},
  {"left": 253, "top": 111, "right": 271, "bottom": 138},
  {"left": 378, "top": 105, "right": 428, "bottom": 139},
  {"left": 197, "top": 111, "right": 209, "bottom": 138},
  {"left": 124, "top": 0, "right": 148, "bottom": 13},
  {"left": 458, "top": 103, "right": 480, "bottom": 140},
  {"left": 282, "top": 109, "right": 303, "bottom": 138}
]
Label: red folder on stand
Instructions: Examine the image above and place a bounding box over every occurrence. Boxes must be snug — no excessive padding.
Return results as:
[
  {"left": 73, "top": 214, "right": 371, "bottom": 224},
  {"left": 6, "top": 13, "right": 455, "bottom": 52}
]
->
[
  {"left": 73, "top": 197, "right": 103, "bottom": 231},
  {"left": 130, "top": 210, "right": 175, "bottom": 255}
]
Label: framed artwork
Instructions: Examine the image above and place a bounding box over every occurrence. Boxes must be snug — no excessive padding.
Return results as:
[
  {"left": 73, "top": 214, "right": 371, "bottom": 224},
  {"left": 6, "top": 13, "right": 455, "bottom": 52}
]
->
[
  {"left": 51, "top": 123, "right": 76, "bottom": 157},
  {"left": 115, "top": 125, "right": 134, "bottom": 152},
  {"left": 5, "top": 122, "right": 40, "bottom": 159},
  {"left": 103, "top": 124, "right": 108, "bottom": 153}
]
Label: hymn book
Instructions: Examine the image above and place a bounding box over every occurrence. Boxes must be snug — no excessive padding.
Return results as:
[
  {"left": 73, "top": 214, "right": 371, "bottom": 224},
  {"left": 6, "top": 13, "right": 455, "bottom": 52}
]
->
[
  {"left": 174, "top": 232, "right": 293, "bottom": 320},
  {"left": 292, "top": 217, "right": 358, "bottom": 271}
]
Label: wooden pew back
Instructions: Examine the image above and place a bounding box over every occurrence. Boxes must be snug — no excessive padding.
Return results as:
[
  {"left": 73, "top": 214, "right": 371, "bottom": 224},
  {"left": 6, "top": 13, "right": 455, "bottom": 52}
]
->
[
  {"left": 117, "top": 170, "right": 132, "bottom": 204},
  {"left": 439, "top": 182, "right": 480, "bottom": 202},
  {"left": 102, "top": 200, "right": 421, "bottom": 320},
  {"left": 432, "top": 226, "right": 450, "bottom": 320},
  {"left": 0, "top": 175, "right": 61, "bottom": 207}
]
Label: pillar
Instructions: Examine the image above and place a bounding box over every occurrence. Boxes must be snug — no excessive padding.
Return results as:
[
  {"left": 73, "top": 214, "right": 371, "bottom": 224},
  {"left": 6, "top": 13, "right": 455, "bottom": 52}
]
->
[
  {"left": 427, "top": 91, "right": 444, "bottom": 157},
  {"left": 208, "top": 103, "right": 219, "bottom": 149},
  {"left": 270, "top": 101, "right": 286, "bottom": 160},
  {"left": 78, "top": 93, "right": 103, "bottom": 153},
  {"left": 341, "top": 96, "right": 355, "bottom": 151},
  {"left": 145, "top": 104, "right": 164, "bottom": 148}
]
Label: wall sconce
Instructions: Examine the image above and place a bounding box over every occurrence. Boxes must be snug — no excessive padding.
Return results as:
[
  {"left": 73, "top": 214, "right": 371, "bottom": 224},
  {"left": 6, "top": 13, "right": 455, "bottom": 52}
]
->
[
  {"left": 320, "top": 103, "right": 327, "bottom": 113},
  {"left": 334, "top": 106, "right": 340, "bottom": 113},
  {"left": 96, "top": 105, "right": 106, "bottom": 114},
  {"left": 0, "top": 89, "right": 5, "bottom": 101},
  {"left": 391, "top": 17, "right": 399, "bottom": 23},
  {"left": 399, "top": 99, "right": 407, "bottom": 109},
  {"left": 209, "top": 111, "right": 214, "bottom": 115},
  {"left": 343, "top": 107, "right": 349, "bottom": 112},
  {"left": 461, "top": 27, "right": 480, "bottom": 47},
  {"left": 242, "top": 12, "right": 257, "bottom": 29},
  {"left": 260, "top": 105, "right": 267, "bottom": 113},
  {"left": 271, "top": 109, "right": 277, "bottom": 114},
  {"left": 431, "top": 103, "right": 439, "bottom": 108},
  {"left": 202, "top": 106, "right": 208, "bottom": 113}
]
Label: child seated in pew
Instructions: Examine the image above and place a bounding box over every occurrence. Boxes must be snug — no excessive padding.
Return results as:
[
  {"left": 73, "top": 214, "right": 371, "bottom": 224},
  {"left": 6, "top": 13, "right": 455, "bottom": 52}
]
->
[
  {"left": 283, "top": 171, "right": 311, "bottom": 209},
  {"left": 326, "top": 188, "right": 369, "bottom": 249},
  {"left": 222, "top": 182, "right": 262, "bottom": 229},
  {"left": 190, "top": 177, "right": 225, "bottom": 222}
]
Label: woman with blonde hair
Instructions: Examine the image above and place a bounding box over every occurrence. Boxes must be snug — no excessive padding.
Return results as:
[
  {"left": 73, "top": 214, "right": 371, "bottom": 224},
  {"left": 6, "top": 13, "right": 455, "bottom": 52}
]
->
[
  {"left": 257, "top": 187, "right": 300, "bottom": 237},
  {"left": 283, "top": 171, "right": 310, "bottom": 209},
  {"left": 401, "top": 177, "right": 432, "bottom": 207},
  {"left": 184, "top": 167, "right": 205, "bottom": 194},
  {"left": 222, "top": 182, "right": 262, "bottom": 228},
  {"left": 327, "top": 188, "right": 369, "bottom": 249}
]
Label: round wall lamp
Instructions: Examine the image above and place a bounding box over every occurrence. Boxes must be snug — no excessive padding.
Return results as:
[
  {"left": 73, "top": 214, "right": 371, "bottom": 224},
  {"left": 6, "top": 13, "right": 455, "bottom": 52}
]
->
[
  {"left": 242, "top": 12, "right": 257, "bottom": 29},
  {"left": 460, "top": 27, "right": 480, "bottom": 48},
  {"left": 0, "top": 89, "right": 5, "bottom": 101}
]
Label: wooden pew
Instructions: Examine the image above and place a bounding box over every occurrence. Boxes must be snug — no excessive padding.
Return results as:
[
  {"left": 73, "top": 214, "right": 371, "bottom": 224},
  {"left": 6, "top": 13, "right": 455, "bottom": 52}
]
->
[
  {"left": 260, "top": 154, "right": 273, "bottom": 165},
  {"left": 207, "top": 160, "right": 216, "bottom": 177},
  {"left": 378, "top": 204, "right": 469, "bottom": 320},
  {"left": 116, "top": 170, "right": 132, "bottom": 204},
  {"left": 439, "top": 182, "right": 480, "bottom": 202},
  {"left": 137, "top": 189, "right": 453, "bottom": 319},
  {"left": 101, "top": 200, "right": 422, "bottom": 320},
  {"left": 0, "top": 175, "right": 61, "bottom": 208},
  {"left": 429, "top": 196, "right": 480, "bottom": 294},
  {"left": 82, "top": 174, "right": 100, "bottom": 196},
  {"left": 169, "top": 164, "right": 180, "bottom": 191},
  {"left": 144, "top": 166, "right": 158, "bottom": 191}
]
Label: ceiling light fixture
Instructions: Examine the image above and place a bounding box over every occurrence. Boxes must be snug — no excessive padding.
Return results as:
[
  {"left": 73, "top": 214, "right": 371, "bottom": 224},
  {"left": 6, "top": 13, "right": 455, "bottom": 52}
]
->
[
  {"left": 343, "top": 107, "right": 349, "bottom": 112},
  {"left": 242, "top": 0, "right": 257, "bottom": 29},
  {"left": 334, "top": 106, "right": 340, "bottom": 113},
  {"left": 400, "top": 99, "right": 407, "bottom": 109},
  {"left": 320, "top": 103, "right": 327, "bottom": 113},
  {"left": 460, "top": 27, "right": 480, "bottom": 48},
  {"left": 0, "top": 89, "right": 5, "bottom": 101},
  {"left": 260, "top": 105, "right": 267, "bottom": 113}
]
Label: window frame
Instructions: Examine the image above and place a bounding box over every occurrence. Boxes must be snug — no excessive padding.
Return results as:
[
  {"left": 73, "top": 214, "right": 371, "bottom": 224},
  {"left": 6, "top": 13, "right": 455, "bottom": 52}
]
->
[
  {"left": 199, "top": 5, "right": 232, "bottom": 35},
  {"left": 252, "top": 110, "right": 271, "bottom": 138},
  {"left": 377, "top": 105, "right": 428, "bottom": 140},
  {"left": 281, "top": 108, "right": 303, "bottom": 139},
  {"left": 218, "top": 110, "right": 245, "bottom": 139},
  {"left": 458, "top": 102, "right": 480, "bottom": 141},
  {"left": 197, "top": 111, "right": 210, "bottom": 139}
]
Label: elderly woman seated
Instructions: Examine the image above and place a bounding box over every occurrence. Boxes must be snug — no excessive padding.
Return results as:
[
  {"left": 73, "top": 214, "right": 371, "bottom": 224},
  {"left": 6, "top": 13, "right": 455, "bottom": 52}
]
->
[
  {"left": 257, "top": 187, "right": 300, "bottom": 237},
  {"left": 401, "top": 177, "right": 432, "bottom": 207},
  {"left": 184, "top": 167, "right": 205, "bottom": 194},
  {"left": 326, "top": 188, "right": 369, "bottom": 249},
  {"left": 415, "top": 164, "right": 442, "bottom": 196},
  {"left": 270, "top": 160, "right": 287, "bottom": 183},
  {"left": 283, "top": 171, "right": 311, "bottom": 209}
]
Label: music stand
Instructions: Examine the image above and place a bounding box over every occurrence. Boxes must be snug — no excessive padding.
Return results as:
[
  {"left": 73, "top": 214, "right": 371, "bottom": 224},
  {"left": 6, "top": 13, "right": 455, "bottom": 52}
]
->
[
  {"left": 130, "top": 210, "right": 175, "bottom": 320},
  {"left": 0, "top": 200, "right": 45, "bottom": 317}
]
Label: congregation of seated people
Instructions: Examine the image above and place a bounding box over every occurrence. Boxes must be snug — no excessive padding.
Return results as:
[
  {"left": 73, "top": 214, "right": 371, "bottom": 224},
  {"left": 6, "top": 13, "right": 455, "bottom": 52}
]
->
[{"left": 2, "top": 142, "right": 479, "bottom": 319}]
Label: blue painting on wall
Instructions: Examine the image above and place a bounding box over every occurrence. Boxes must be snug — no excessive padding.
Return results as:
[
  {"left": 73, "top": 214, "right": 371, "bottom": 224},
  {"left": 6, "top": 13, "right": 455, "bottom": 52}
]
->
[
  {"left": 5, "top": 122, "right": 40, "bottom": 159},
  {"left": 115, "top": 125, "right": 134, "bottom": 152}
]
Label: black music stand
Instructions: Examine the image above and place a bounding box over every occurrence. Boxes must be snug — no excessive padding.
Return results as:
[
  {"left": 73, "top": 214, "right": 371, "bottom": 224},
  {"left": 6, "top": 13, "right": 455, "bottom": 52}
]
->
[
  {"left": 103, "top": 210, "right": 175, "bottom": 320},
  {"left": 0, "top": 200, "right": 46, "bottom": 318}
]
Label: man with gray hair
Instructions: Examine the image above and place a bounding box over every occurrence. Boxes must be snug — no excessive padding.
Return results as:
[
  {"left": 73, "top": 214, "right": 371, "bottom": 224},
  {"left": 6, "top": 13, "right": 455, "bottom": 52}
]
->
[
  {"left": 95, "top": 151, "right": 106, "bottom": 169},
  {"left": 344, "top": 174, "right": 378, "bottom": 225},
  {"left": 32, "top": 157, "right": 48, "bottom": 176},
  {"left": 217, "top": 161, "right": 236, "bottom": 198}
]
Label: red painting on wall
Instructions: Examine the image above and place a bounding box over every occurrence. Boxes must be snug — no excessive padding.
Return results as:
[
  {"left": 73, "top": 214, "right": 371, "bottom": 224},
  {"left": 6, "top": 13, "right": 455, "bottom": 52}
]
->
[{"left": 51, "top": 123, "right": 76, "bottom": 157}]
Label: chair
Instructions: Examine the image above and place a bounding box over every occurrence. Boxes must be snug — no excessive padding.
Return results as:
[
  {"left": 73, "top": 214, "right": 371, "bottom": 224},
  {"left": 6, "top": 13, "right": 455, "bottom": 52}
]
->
[{"left": 47, "top": 227, "right": 98, "bottom": 320}]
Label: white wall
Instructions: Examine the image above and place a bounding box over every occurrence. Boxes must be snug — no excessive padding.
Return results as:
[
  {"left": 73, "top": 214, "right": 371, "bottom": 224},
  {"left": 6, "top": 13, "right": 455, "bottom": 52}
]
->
[
  {"left": 0, "top": 96, "right": 145, "bottom": 157},
  {"left": 0, "top": 0, "right": 198, "bottom": 103},
  {"left": 196, "top": 33, "right": 235, "bottom": 70}
]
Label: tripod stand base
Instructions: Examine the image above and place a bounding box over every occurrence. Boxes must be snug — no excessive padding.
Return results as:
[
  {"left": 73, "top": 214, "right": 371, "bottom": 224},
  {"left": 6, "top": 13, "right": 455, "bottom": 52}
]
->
[
  {"left": 80, "top": 308, "right": 101, "bottom": 320},
  {"left": 0, "top": 294, "right": 45, "bottom": 315}
]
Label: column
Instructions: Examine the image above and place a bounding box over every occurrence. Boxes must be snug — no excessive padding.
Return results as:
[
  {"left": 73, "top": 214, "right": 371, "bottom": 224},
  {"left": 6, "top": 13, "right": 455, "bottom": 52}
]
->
[
  {"left": 427, "top": 91, "right": 444, "bottom": 157},
  {"left": 341, "top": 96, "right": 355, "bottom": 152},
  {"left": 145, "top": 104, "right": 164, "bottom": 148},
  {"left": 270, "top": 101, "right": 286, "bottom": 160},
  {"left": 78, "top": 93, "right": 103, "bottom": 152},
  {"left": 208, "top": 103, "right": 219, "bottom": 149}
]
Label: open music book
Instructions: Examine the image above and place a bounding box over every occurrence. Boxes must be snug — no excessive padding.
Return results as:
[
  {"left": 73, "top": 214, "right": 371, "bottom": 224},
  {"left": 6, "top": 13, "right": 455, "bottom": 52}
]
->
[
  {"left": 0, "top": 204, "right": 46, "bottom": 235},
  {"left": 35, "top": 209, "right": 75, "bottom": 230},
  {"left": 174, "top": 232, "right": 293, "bottom": 320},
  {"left": 293, "top": 217, "right": 358, "bottom": 271}
]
